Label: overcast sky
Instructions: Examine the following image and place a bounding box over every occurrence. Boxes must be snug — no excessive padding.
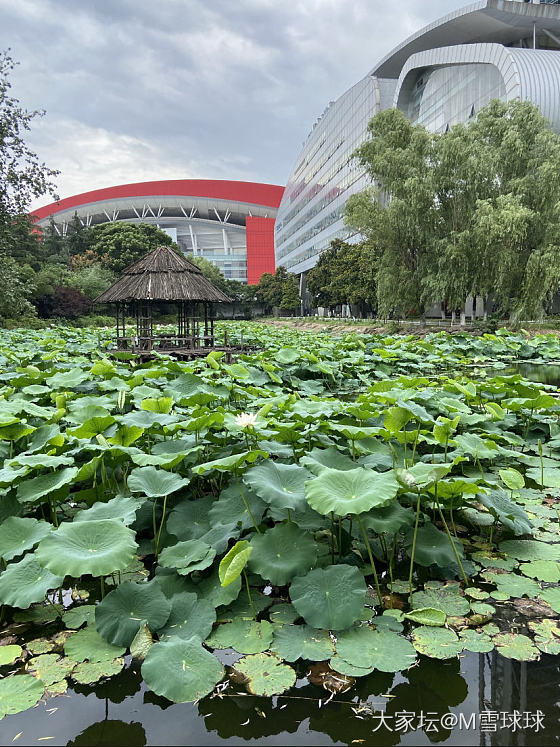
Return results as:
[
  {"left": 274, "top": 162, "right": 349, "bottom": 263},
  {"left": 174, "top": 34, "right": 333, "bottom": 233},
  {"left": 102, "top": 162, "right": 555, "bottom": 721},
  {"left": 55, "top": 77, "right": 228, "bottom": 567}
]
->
[{"left": 2, "top": 0, "right": 469, "bottom": 206}]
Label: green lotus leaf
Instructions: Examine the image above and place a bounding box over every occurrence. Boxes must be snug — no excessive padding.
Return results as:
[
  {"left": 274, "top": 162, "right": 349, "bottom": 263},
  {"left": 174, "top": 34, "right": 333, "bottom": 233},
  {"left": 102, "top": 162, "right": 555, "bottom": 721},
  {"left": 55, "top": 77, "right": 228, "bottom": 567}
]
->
[
  {"left": 519, "top": 559, "right": 560, "bottom": 583},
  {"left": 10, "top": 454, "right": 74, "bottom": 470},
  {"left": 142, "top": 637, "right": 224, "bottom": 703},
  {"left": 269, "top": 603, "right": 300, "bottom": 625},
  {"left": 499, "top": 468, "right": 525, "bottom": 491},
  {"left": 478, "top": 489, "right": 532, "bottom": 535},
  {"left": 499, "top": 539, "right": 560, "bottom": 562},
  {"left": 384, "top": 406, "right": 413, "bottom": 433},
  {"left": 271, "top": 624, "right": 334, "bottom": 661},
  {"left": 127, "top": 466, "right": 189, "bottom": 498},
  {"left": 36, "top": 519, "right": 137, "bottom": 578},
  {"left": 0, "top": 517, "right": 52, "bottom": 561},
  {"left": 193, "top": 450, "right": 268, "bottom": 475},
  {"left": 195, "top": 567, "right": 242, "bottom": 608},
  {"left": 538, "top": 587, "right": 560, "bottom": 613},
  {"left": 198, "top": 522, "right": 239, "bottom": 555},
  {"left": 405, "top": 522, "right": 464, "bottom": 568},
  {"left": 458, "top": 629, "right": 494, "bottom": 653},
  {"left": 71, "top": 658, "right": 124, "bottom": 685},
  {"left": 107, "top": 424, "right": 144, "bottom": 447},
  {"left": 289, "top": 565, "right": 366, "bottom": 630},
  {"left": 335, "top": 626, "right": 417, "bottom": 672},
  {"left": 0, "top": 554, "right": 63, "bottom": 609},
  {"left": 219, "top": 590, "right": 273, "bottom": 621},
  {"left": 454, "top": 433, "right": 499, "bottom": 459},
  {"left": 49, "top": 368, "right": 89, "bottom": 388},
  {"left": 235, "top": 653, "right": 296, "bottom": 696},
  {"left": 208, "top": 483, "right": 267, "bottom": 530},
  {"left": 64, "top": 626, "right": 125, "bottom": 662},
  {"left": 14, "top": 603, "right": 62, "bottom": 623},
  {"left": 27, "top": 653, "right": 75, "bottom": 685},
  {"left": 493, "top": 633, "right": 540, "bottom": 662},
  {"left": 412, "top": 585, "right": 470, "bottom": 617},
  {"left": 526, "top": 467, "right": 560, "bottom": 488},
  {"left": 16, "top": 467, "right": 78, "bottom": 504},
  {"left": 329, "top": 656, "right": 374, "bottom": 677},
  {"left": 471, "top": 551, "right": 517, "bottom": 570},
  {"left": 300, "top": 447, "right": 357, "bottom": 475},
  {"left": 206, "top": 619, "right": 274, "bottom": 654},
  {"left": 73, "top": 496, "right": 143, "bottom": 525},
  {"left": 219, "top": 540, "right": 252, "bottom": 588},
  {"left": 159, "top": 540, "right": 216, "bottom": 576},
  {"left": 470, "top": 602, "right": 495, "bottom": 616},
  {"left": 360, "top": 503, "right": 414, "bottom": 535},
  {"left": 141, "top": 396, "right": 173, "bottom": 414},
  {"left": 95, "top": 581, "right": 172, "bottom": 646},
  {"left": 396, "top": 462, "right": 451, "bottom": 488},
  {"left": 249, "top": 523, "right": 317, "bottom": 585},
  {"left": 166, "top": 496, "right": 214, "bottom": 541},
  {"left": 62, "top": 605, "right": 97, "bottom": 630},
  {"left": 490, "top": 573, "right": 540, "bottom": 599},
  {"left": 129, "top": 624, "right": 154, "bottom": 661},
  {"left": 404, "top": 608, "right": 446, "bottom": 627},
  {"left": 26, "top": 638, "right": 56, "bottom": 655},
  {"left": 329, "top": 423, "right": 381, "bottom": 441},
  {"left": 158, "top": 592, "right": 216, "bottom": 641},
  {"left": 244, "top": 461, "right": 310, "bottom": 511},
  {"left": 0, "top": 423, "right": 35, "bottom": 441},
  {"left": 412, "top": 626, "right": 463, "bottom": 659},
  {"left": 0, "top": 644, "right": 22, "bottom": 665},
  {"left": 528, "top": 620, "right": 560, "bottom": 654},
  {"left": 305, "top": 467, "right": 398, "bottom": 517},
  {"left": 68, "top": 415, "right": 116, "bottom": 440},
  {"left": 0, "top": 674, "right": 45, "bottom": 719}
]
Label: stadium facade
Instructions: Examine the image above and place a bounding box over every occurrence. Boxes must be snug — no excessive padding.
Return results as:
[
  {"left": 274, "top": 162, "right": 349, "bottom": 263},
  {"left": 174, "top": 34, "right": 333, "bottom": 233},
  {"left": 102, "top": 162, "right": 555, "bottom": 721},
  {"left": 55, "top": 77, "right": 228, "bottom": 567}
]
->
[
  {"left": 33, "top": 180, "right": 284, "bottom": 285},
  {"left": 275, "top": 0, "right": 560, "bottom": 278}
]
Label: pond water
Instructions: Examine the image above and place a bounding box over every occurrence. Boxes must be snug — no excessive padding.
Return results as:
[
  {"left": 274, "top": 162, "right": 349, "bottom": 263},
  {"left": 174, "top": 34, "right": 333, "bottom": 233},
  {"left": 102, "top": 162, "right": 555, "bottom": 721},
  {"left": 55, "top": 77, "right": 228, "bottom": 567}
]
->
[
  {"left": 495, "top": 363, "right": 560, "bottom": 387},
  {"left": 1, "top": 649, "right": 557, "bottom": 746}
]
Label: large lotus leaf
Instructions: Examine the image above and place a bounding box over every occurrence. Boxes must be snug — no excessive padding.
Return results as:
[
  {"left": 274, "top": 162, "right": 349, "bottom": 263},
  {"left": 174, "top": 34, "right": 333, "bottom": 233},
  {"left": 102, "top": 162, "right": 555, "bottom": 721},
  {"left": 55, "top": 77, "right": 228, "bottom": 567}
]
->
[
  {"left": 454, "top": 433, "right": 500, "bottom": 459},
  {"left": 493, "top": 633, "right": 540, "bottom": 662},
  {"left": 205, "top": 619, "right": 274, "bottom": 654},
  {"left": 208, "top": 483, "right": 266, "bottom": 530},
  {"left": 49, "top": 368, "right": 89, "bottom": 388},
  {"left": 95, "top": 581, "right": 172, "bottom": 646},
  {"left": 0, "top": 554, "right": 63, "bottom": 608},
  {"left": 193, "top": 450, "right": 268, "bottom": 475},
  {"left": 0, "top": 674, "right": 45, "bottom": 719},
  {"left": 159, "top": 539, "right": 216, "bottom": 575},
  {"left": 412, "top": 585, "right": 470, "bottom": 617},
  {"left": 16, "top": 467, "right": 78, "bottom": 503},
  {"left": 249, "top": 523, "right": 317, "bottom": 586},
  {"left": 499, "top": 468, "right": 525, "bottom": 491},
  {"left": 27, "top": 653, "right": 75, "bottom": 686},
  {"left": 396, "top": 462, "right": 452, "bottom": 489},
  {"left": 10, "top": 454, "right": 74, "bottom": 470},
  {"left": 538, "top": 587, "right": 560, "bottom": 613},
  {"left": 235, "top": 653, "right": 296, "bottom": 696},
  {"left": 0, "top": 645, "right": 22, "bottom": 665},
  {"left": 36, "top": 519, "right": 137, "bottom": 578},
  {"left": 478, "top": 490, "right": 532, "bottom": 535},
  {"left": 405, "top": 522, "right": 464, "bottom": 568},
  {"left": 68, "top": 415, "right": 116, "bottom": 440},
  {"left": 271, "top": 624, "right": 334, "bottom": 662},
  {"left": 520, "top": 561, "right": 560, "bottom": 582},
  {"left": 243, "top": 461, "right": 310, "bottom": 512},
  {"left": 195, "top": 567, "right": 242, "bottom": 608},
  {"left": 412, "top": 626, "right": 463, "bottom": 659},
  {"left": 498, "top": 539, "right": 560, "bottom": 562},
  {"left": 490, "top": 572, "right": 540, "bottom": 598},
  {"left": 198, "top": 521, "right": 239, "bottom": 555},
  {"left": 219, "top": 590, "right": 273, "bottom": 621},
  {"left": 459, "top": 629, "right": 494, "bottom": 653},
  {"left": 64, "top": 626, "right": 125, "bottom": 662},
  {"left": 63, "top": 605, "right": 96, "bottom": 629},
  {"left": 0, "top": 516, "right": 52, "bottom": 561},
  {"left": 335, "top": 626, "right": 417, "bottom": 672},
  {"left": 305, "top": 467, "right": 398, "bottom": 517},
  {"left": 128, "top": 466, "right": 189, "bottom": 497},
  {"left": 301, "top": 447, "right": 357, "bottom": 475},
  {"left": 158, "top": 592, "right": 216, "bottom": 641},
  {"left": 289, "top": 565, "right": 366, "bottom": 631},
  {"left": 71, "top": 658, "right": 124, "bottom": 685},
  {"left": 166, "top": 496, "right": 214, "bottom": 540},
  {"left": 142, "top": 637, "right": 224, "bottom": 702},
  {"left": 526, "top": 467, "right": 560, "bottom": 488},
  {"left": 404, "top": 608, "right": 446, "bottom": 627},
  {"left": 73, "top": 495, "right": 143, "bottom": 525},
  {"left": 528, "top": 620, "right": 560, "bottom": 655},
  {"left": 360, "top": 503, "right": 414, "bottom": 535}
]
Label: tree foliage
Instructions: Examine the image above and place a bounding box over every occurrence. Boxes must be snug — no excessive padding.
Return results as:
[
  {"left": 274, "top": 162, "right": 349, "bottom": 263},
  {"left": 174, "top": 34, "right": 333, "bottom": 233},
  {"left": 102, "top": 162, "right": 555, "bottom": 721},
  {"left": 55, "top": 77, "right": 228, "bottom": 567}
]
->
[
  {"left": 255, "top": 267, "right": 300, "bottom": 314},
  {"left": 86, "top": 222, "right": 175, "bottom": 274},
  {"left": 345, "top": 101, "right": 560, "bottom": 319}
]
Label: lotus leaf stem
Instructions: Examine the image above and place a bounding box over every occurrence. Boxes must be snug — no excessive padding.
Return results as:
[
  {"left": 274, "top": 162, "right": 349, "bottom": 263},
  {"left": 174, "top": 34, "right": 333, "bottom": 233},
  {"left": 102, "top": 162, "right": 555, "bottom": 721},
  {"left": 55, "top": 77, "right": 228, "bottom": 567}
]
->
[
  {"left": 357, "top": 514, "right": 383, "bottom": 607},
  {"left": 235, "top": 474, "right": 261, "bottom": 534},
  {"left": 408, "top": 491, "right": 422, "bottom": 607},
  {"left": 435, "top": 498, "right": 469, "bottom": 587},
  {"left": 243, "top": 569, "right": 256, "bottom": 619},
  {"left": 154, "top": 494, "right": 168, "bottom": 556}
]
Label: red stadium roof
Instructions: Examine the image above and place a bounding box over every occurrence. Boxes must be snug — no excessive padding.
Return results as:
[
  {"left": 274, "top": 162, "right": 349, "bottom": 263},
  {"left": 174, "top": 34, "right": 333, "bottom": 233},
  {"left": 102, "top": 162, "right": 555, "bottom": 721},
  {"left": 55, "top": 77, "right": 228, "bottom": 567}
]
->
[{"left": 32, "top": 179, "right": 284, "bottom": 221}]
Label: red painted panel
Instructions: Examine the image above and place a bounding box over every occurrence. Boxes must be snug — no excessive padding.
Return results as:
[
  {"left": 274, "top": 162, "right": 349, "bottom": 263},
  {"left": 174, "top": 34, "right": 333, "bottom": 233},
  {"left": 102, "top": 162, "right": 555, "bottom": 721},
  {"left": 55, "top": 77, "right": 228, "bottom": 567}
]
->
[
  {"left": 246, "top": 216, "right": 276, "bottom": 285},
  {"left": 31, "top": 179, "right": 284, "bottom": 222}
]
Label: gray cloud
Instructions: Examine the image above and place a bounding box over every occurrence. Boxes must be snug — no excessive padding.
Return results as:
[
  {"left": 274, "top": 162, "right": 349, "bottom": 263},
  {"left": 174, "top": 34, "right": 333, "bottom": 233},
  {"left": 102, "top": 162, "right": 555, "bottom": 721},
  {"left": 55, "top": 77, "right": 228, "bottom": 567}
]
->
[{"left": 1, "top": 0, "right": 468, "bottom": 205}]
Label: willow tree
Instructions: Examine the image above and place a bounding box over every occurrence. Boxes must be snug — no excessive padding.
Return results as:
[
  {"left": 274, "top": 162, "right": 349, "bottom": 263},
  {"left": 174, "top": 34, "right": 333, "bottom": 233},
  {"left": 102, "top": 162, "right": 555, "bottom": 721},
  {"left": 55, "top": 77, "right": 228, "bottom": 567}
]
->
[{"left": 346, "top": 100, "right": 560, "bottom": 319}]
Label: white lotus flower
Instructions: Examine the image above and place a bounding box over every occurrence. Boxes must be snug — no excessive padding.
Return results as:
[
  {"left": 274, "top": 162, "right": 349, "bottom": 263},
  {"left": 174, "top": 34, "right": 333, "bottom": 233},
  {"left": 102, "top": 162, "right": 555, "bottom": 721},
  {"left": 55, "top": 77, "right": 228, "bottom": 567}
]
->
[{"left": 235, "top": 412, "right": 258, "bottom": 429}]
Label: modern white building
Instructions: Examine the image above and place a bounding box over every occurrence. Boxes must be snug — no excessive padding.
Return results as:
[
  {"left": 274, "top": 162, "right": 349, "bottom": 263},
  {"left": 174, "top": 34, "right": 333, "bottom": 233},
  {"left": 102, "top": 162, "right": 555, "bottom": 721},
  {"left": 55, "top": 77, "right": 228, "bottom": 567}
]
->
[{"left": 275, "top": 0, "right": 560, "bottom": 278}]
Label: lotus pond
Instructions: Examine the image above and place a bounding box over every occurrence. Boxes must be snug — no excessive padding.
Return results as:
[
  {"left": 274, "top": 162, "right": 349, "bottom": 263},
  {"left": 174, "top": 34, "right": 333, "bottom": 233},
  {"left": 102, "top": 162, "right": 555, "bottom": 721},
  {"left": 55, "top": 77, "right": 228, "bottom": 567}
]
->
[{"left": 2, "top": 324, "right": 560, "bottom": 745}]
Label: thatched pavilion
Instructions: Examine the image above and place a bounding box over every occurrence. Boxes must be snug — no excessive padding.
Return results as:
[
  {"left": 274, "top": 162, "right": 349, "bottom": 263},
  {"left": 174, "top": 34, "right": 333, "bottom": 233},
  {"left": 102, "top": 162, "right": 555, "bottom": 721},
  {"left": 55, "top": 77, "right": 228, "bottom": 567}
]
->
[{"left": 94, "top": 245, "right": 231, "bottom": 358}]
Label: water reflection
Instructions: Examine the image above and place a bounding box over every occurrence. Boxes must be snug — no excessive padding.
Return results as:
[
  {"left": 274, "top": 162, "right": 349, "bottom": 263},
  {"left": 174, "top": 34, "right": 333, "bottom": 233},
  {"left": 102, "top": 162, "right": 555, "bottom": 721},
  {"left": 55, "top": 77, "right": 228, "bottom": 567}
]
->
[
  {"left": 67, "top": 720, "right": 146, "bottom": 746},
  {"left": 497, "top": 364, "right": 560, "bottom": 387}
]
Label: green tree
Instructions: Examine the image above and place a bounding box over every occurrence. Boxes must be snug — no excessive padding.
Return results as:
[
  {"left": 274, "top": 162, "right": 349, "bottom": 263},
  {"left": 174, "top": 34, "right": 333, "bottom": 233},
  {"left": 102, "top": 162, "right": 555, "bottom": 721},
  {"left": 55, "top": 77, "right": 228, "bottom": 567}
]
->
[
  {"left": 279, "top": 273, "right": 300, "bottom": 312},
  {"left": 0, "top": 253, "right": 35, "bottom": 320},
  {"left": 67, "top": 264, "right": 117, "bottom": 301},
  {"left": 87, "top": 222, "right": 176, "bottom": 274},
  {"left": 0, "top": 51, "right": 58, "bottom": 257}
]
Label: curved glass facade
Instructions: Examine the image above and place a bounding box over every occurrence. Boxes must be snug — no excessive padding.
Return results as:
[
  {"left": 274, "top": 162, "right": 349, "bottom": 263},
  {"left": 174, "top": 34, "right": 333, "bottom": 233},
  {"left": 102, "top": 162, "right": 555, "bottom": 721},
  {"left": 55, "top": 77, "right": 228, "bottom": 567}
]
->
[
  {"left": 274, "top": 76, "right": 394, "bottom": 275},
  {"left": 401, "top": 64, "right": 506, "bottom": 132}
]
